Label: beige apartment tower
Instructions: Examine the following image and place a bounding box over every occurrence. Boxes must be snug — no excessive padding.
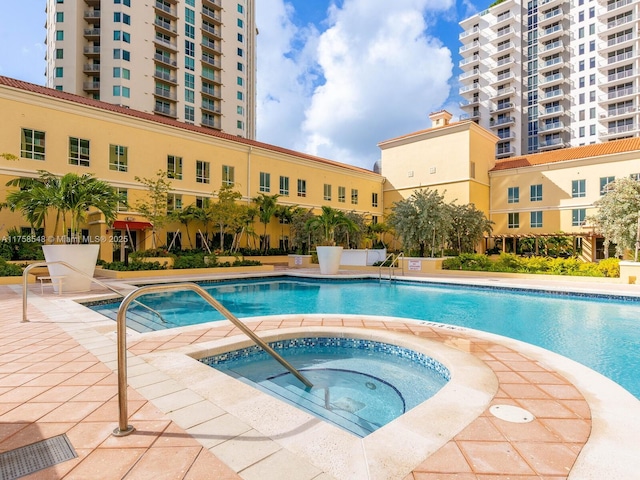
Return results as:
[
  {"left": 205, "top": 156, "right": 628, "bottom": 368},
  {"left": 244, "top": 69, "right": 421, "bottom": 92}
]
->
[{"left": 45, "top": 0, "right": 256, "bottom": 139}]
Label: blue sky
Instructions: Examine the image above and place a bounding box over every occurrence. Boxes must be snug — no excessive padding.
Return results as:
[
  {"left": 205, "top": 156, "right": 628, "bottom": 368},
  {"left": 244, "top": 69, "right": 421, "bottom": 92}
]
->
[{"left": 0, "top": 0, "right": 482, "bottom": 169}]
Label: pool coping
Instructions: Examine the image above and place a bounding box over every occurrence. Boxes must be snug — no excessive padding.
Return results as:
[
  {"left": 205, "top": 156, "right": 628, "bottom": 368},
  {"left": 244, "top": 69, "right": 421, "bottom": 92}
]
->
[{"left": 139, "top": 326, "right": 498, "bottom": 479}]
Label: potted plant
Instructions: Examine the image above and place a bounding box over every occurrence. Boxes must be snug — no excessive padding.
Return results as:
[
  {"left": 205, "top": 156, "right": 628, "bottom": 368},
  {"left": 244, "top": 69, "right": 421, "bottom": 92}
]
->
[
  {"left": 5, "top": 171, "right": 123, "bottom": 292},
  {"left": 306, "top": 206, "right": 357, "bottom": 274}
]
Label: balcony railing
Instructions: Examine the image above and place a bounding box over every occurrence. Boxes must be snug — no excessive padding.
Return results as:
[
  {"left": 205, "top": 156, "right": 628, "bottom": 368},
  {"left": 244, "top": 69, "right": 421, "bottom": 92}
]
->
[
  {"left": 490, "top": 117, "right": 515, "bottom": 126},
  {"left": 460, "top": 26, "right": 479, "bottom": 39},
  {"left": 459, "top": 84, "right": 479, "bottom": 94},
  {"left": 606, "top": 15, "right": 634, "bottom": 30},
  {"left": 460, "top": 41, "right": 480, "bottom": 53},
  {"left": 604, "top": 105, "right": 636, "bottom": 117},
  {"left": 154, "top": 105, "right": 177, "bottom": 117},
  {"left": 154, "top": 19, "right": 177, "bottom": 33},
  {"left": 154, "top": 87, "right": 177, "bottom": 100},
  {"left": 538, "top": 121, "right": 564, "bottom": 132},
  {"left": 605, "top": 123, "right": 636, "bottom": 135},
  {"left": 602, "top": 87, "right": 635, "bottom": 100},
  {"left": 154, "top": 53, "right": 177, "bottom": 66},
  {"left": 607, "top": 32, "right": 634, "bottom": 47},
  {"left": 154, "top": 70, "right": 177, "bottom": 83},
  {"left": 539, "top": 137, "right": 565, "bottom": 148},
  {"left": 607, "top": 69, "right": 634, "bottom": 82},
  {"left": 496, "top": 145, "right": 516, "bottom": 156},
  {"left": 606, "top": 0, "right": 633, "bottom": 11},
  {"left": 603, "top": 50, "right": 634, "bottom": 66},
  {"left": 460, "top": 55, "right": 480, "bottom": 67},
  {"left": 155, "top": 1, "right": 177, "bottom": 16},
  {"left": 83, "top": 64, "right": 101, "bottom": 72}
]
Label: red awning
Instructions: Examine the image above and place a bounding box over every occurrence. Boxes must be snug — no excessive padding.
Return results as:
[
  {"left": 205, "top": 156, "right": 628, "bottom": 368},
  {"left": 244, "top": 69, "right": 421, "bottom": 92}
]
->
[{"left": 112, "top": 221, "right": 153, "bottom": 230}]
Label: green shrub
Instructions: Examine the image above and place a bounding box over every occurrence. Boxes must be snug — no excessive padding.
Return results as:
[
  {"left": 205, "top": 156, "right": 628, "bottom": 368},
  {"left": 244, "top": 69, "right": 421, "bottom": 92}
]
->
[
  {"left": 0, "top": 259, "right": 23, "bottom": 276},
  {"left": 173, "top": 253, "right": 207, "bottom": 269},
  {"left": 595, "top": 258, "right": 620, "bottom": 278},
  {"left": 102, "top": 261, "right": 167, "bottom": 271},
  {"left": 130, "top": 248, "right": 174, "bottom": 259}
]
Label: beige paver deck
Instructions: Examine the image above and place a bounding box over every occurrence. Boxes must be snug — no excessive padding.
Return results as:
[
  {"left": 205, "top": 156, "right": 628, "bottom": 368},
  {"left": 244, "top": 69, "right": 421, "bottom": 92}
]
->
[{"left": 1, "top": 269, "right": 639, "bottom": 479}]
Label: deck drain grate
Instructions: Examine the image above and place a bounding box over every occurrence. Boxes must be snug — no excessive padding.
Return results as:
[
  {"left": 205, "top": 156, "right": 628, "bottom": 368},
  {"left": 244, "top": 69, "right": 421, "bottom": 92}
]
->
[{"left": 0, "top": 434, "right": 77, "bottom": 480}]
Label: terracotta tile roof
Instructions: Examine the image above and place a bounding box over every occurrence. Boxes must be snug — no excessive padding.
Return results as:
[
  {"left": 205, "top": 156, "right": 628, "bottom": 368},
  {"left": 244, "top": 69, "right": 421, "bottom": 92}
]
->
[
  {"left": 0, "top": 75, "right": 377, "bottom": 176},
  {"left": 491, "top": 137, "right": 640, "bottom": 171},
  {"left": 378, "top": 119, "right": 472, "bottom": 146}
]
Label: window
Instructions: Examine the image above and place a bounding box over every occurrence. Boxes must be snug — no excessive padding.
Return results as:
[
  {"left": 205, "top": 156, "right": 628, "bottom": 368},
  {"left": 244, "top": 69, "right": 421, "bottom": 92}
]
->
[
  {"left": 238, "top": 3, "right": 244, "bottom": 13},
  {"left": 238, "top": 48, "right": 244, "bottom": 57},
  {"left": 297, "top": 179, "right": 306, "bottom": 197},
  {"left": 195, "top": 196, "right": 210, "bottom": 209},
  {"left": 237, "top": 76, "right": 243, "bottom": 86},
  {"left": 590, "top": 124, "right": 596, "bottom": 135},
  {"left": 55, "top": 67, "right": 63, "bottom": 78},
  {"left": 123, "top": 13, "right": 130, "bottom": 24},
  {"left": 185, "top": 40, "right": 194, "bottom": 56},
  {"left": 600, "top": 176, "right": 614, "bottom": 195},
  {"left": 184, "top": 89, "right": 194, "bottom": 103},
  {"left": 530, "top": 211, "right": 542, "bottom": 228},
  {"left": 507, "top": 186, "right": 519, "bottom": 203},
  {"left": 237, "top": 33, "right": 243, "bottom": 42},
  {"left": 185, "top": 8, "right": 195, "bottom": 24},
  {"left": 116, "top": 188, "right": 128, "bottom": 212},
  {"left": 259, "top": 172, "right": 271, "bottom": 192},
  {"left": 579, "top": 60, "right": 584, "bottom": 72},
  {"left": 69, "top": 137, "right": 90, "bottom": 167},
  {"left": 579, "top": 126, "right": 585, "bottom": 138},
  {"left": 222, "top": 165, "right": 235, "bottom": 185},
  {"left": 279, "top": 176, "right": 289, "bottom": 196},
  {"left": 185, "top": 105, "right": 194, "bottom": 122},
  {"left": 113, "top": 49, "right": 121, "bottom": 59},
  {"left": 167, "top": 194, "right": 182, "bottom": 212},
  {"left": 323, "top": 184, "right": 332, "bottom": 201},
  {"left": 195, "top": 160, "right": 210, "bottom": 184},
  {"left": 237, "top": 91, "right": 243, "bottom": 100},
  {"left": 55, "top": 48, "right": 63, "bottom": 59},
  {"left": 185, "top": 57, "right": 195, "bottom": 71},
  {"left": 113, "top": 85, "right": 121, "bottom": 96},
  {"left": 572, "top": 208, "right": 586, "bottom": 226},
  {"left": 351, "top": 189, "right": 358, "bottom": 205},
  {"left": 167, "top": 155, "right": 182, "bottom": 180},
  {"left": 109, "top": 144, "right": 128, "bottom": 171},
  {"left": 56, "top": 30, "right": 64, "bottom": 41},
  {"left": 122, "top": 50, "right": 130, "bottom": 61},
  {"left": 338, "top": 186, "right": 346, "bottom": 203},
  {"left": 572, "top": 179, "right": 586, "bottom": 198},
  {"left": 185, "top": 73, "right": 194, "bottom": 89},
  {"left": 56, "top": 12, "right": 64, "bottom": 22},
  {"left": 20, "top": 128, "right": 45, "bottom": 160},
  {"left": 372, "top": 192, "right": 379, "bottom": 207},
  {"left": 530, "top": 184, "right": 542, "bottom": 202},
  {"left": 508, "top": 212, "right": 519, "bottom": 229},
  {"left": 630, "top": 173, "right": 640, "bottom": 181}
]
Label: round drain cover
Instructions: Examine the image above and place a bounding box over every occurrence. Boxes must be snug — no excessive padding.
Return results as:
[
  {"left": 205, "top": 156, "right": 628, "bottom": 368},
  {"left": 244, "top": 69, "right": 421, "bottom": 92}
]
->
[{"left": 489, "top": 404, "right": 535, "bottom": 423}]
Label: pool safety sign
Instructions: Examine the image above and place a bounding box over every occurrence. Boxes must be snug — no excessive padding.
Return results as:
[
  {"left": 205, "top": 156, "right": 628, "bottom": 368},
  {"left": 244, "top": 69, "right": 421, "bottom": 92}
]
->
[{"left": 408, "top": 260, "right": 422, "bottom": 271}]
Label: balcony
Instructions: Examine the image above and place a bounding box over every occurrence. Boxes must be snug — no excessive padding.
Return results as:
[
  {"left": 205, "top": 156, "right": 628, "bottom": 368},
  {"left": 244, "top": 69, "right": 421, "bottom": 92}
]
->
[
  {"left": 538, "top": 137, "right": 568, "bottom": 150},
  {"left": 538, "top": 8, "right": 566, "bottom": 28},
  {"left": 540, "top": 39, "right": 564, "bottom": 56},
  {"left": 153, "top": 53, "right": 177, "bottom": 67},
  {"left": 154, "top": 1, "right": 178, "bottom": 18},
  {"left": 154, "top": 70, "right": 177, "bottom": 84},
  {"left": 601, "top": 123, "right": 638, "bottom": 138},
  {"left": 605, "top": 68, "right": 635, "bottom": 85},
  {"left": 599, "top": 0, "right": 633, "bottom": 16},
  {"left": 538, "top": 56, "right": 564, "bottom": 73},
  {"left": 83, "top": 28, "right": 100, "bottom": 39},
  {"left": 460, "top": 70, "right": 480, "bottom": 81},
  {"left": 460, "top": 112, "right": 481, "bottom": 121},
  {"left": 154, "top": 105, "right": 177, "bottom": 118},
  {"left": 491, "top": 102, "right": 514, "bottom": 114},
  {"left": 538, "top": 105, "right": 566, "bottom": 119},
  {"left": 490, "top": 13, "right": 514, "bottom": 29},
  {"left": 538, "top": 24, "right": 565, "bottom": 40},
  {"left": 538, "top": 121, "right": 567, "bottom": 133},
  {"left": 83, "top": 46, "right": 101, "bottom": 57},
  {"left": 459, "top": 84, "right": 480, "bottom": 95},
  {"left": 83, "top": 64, "right": 101, "bottom": 73},
  {"left": 460, "top": 41, "right": 480, "bottom": 54},
  {"left": 460, "top": 55, "right": 480, "bottom": 69},
  {"left": 493, "top": 27, "right": 516, "bottom": 41},
  {"left": 539, "top": 88, "right": 566, "bottom": 101},
  {"left": 490, "top": 87, "right": 515, "bottom": 100},
  {"left": 201, "top": 70, "right": 222, "bottom": 84},
  {"left": 153, "top": 87, "right": 177, "bottom": 101},
  {"left": 201, "top": 54, "right": 221, "bottom": 69},
  {"left": 83, "top": 81, "right": 100, "bottom": 92},
  {"left": 201, "top": 116, "right": 222, "bottom": 130},
  {"left": 494, "top": 71, "right": 514, "bottom": 83},
  {"left": 201, "top": 85, "right": 222, "bottom": 99},
  {"left": 490, "top": 56, "right": 514, "bottom": 72},
  {"left": 459, "top": 97, "right": 480, "bottom": 108},
  {"left": 201, "top": 101, "right": 220, "bottom": 114},
  {"left": 202, "top": 0, "right": 222, "bottom": 9},
  {"left": 600, "top": 86, "right": 636, "bottom": 102},
  {"left": 490, "top": 117, "right": 516, "bottom": 127},
  {"left": 83, "top": 10, "right": 100, "bottom": 22},
  {"left": 202, "top": 7, "right": 221, "bottom": 24},
  {"left": 154, "top": 36, "right": 178, "bottom": 51},
  {"left": 460, "top": 26, "right": 479, "bottom": 40},
  {"left": 539, "top": 0, "right": 563, "bottom": 8},
  {"left": 491, "top": 41, "right": 515, "bottom": 57},
  {"left": 202, "top": 23, "right": 222, "bottom": 39},
  {"left": 497, "top": 130, "right": 516, "bottom": 141},
  {"left": 201, "top": 37, "right": 221, "bottom": 54},
  {"left": 600, "top": 105, "right": 637, "bottom": 121},
  {"left": 154, "top": 19, "right": 177, "bottom": 34},
  {"left": 496, "top": 145, "right": 516, "bottom": 158},
  {"left": 599, "top": 14, "right": 635, "bottom": 36},
  {"left": 600, "top": 32, "right": 635, "bottom": 54},
  {"left": 540, "top": 72, "right": 565, "bottom": 87}
]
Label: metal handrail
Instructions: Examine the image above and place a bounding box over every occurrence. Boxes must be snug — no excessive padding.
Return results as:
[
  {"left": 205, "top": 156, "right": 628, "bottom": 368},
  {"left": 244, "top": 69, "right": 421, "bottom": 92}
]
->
[
  {"left": 112, "top": 282, "right": 314, "bottom": 437},
  {"left": 21, "top": 261, "right": 164, "bottom": 323},
  {"left": 378, "top": 252, "right": 404, "bottom": 280}
]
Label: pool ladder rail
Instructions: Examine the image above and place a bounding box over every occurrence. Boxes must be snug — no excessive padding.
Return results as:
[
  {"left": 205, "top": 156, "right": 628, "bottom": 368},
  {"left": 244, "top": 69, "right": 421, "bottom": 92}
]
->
[
  {"left": 112, "top": 282, "right": 314, "bottom": 437},
  {"left": 378, "top": 252, "right": 404, "bottom": 281}
]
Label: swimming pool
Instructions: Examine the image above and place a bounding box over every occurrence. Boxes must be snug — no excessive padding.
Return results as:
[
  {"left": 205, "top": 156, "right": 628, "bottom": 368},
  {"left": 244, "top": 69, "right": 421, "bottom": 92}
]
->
[
  {"left": 88, "top": 276, "right": 640, "bottom": 398},
  {"left": 199, "top": 336, "right": 450, "bottom": 437}
]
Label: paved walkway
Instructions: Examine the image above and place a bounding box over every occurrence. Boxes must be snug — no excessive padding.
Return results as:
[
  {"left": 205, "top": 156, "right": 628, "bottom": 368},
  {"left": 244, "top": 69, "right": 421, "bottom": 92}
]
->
[{"left": 0, "top": 270, "right": 639, "bottom": 479}]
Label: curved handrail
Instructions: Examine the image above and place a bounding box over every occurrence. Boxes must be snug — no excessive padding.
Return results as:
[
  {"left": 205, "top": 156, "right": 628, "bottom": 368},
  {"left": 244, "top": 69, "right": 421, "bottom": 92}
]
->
[
  {"left": 113, "top": 282, "right": 314, "bottom": 437},
  {"left": 378, "top": 252, "right": 404, "bottom": 280},
  {"left": 21, "top": 261, "right": 164, "bottom": 323}
]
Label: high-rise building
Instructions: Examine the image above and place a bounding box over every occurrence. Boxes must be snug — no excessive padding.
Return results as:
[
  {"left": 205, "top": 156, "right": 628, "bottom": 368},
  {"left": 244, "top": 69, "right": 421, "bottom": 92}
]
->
[
  {"left": 45, "top": 0, "right": 256, "bottom": 139},
  {"left": 458, "top": 0, "right": 640, "bottom": 159}
]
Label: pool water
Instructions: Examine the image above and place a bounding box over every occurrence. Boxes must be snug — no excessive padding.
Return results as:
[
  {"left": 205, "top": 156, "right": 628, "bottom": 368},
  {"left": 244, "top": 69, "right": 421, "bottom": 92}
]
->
[
  {"left": 199, "top": 337, "right": 450, "bottom": 437},
  {"left": 87, "top": 276, "right": 640, "bottom": 398}
]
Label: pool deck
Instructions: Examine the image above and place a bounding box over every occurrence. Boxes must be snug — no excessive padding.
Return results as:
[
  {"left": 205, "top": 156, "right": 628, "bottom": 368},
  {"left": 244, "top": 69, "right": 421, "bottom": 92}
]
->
[{"left": 1, "top": 268, "right": 640, "bottom": 479}]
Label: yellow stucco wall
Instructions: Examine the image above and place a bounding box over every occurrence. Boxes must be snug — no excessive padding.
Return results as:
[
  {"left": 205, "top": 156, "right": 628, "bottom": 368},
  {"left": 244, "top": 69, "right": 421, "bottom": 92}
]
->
[{"left": 0, "top": 84, "right": 384, "bottom": 261}]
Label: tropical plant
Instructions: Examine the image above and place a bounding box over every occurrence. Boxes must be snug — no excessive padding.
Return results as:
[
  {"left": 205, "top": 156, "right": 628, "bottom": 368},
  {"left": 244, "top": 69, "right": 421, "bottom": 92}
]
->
[
  {"left": 253, "top": 193, "right": 280, "bottom": 253},
  {"left": 447, "top": 203, "right": 493, "bottom": 254},
  {"left": 169, "top": 203, "right": 204, "bottom": 249},
  {"left": 135, "top": 170, "right": 172, "bottom": 248},
  {"left": 590, "top": 177, "right": 640, "bottom": 260},
  {"left": 208, "top": 184, "right": 244, "bottom": 252},
  {"left": 335, "top": 211, "right": 367, "bottom": 248},
  {"left": 306, "top": 206, "right": 358, "bottom": 246},
  {"left": 5, "top": 171, "right": 123, "bottom": 243}
]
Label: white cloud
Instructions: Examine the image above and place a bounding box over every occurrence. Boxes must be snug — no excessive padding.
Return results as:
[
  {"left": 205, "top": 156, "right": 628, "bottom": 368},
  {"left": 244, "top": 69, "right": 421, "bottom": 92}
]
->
[{"left": 256, "top": 0, "right": 455, "bottom": 170}]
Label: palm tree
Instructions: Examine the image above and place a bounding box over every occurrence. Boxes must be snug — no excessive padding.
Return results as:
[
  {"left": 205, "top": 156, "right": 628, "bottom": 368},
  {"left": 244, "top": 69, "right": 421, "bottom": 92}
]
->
[
  {"left": 306, "top": 206, "right": 358, "bottom": 246},
  {"left": 253, "top": 193, "right": 280, "bottom": 253},
  {"left": 169, "top": 203, "right": 202, "bottom": 249}
]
